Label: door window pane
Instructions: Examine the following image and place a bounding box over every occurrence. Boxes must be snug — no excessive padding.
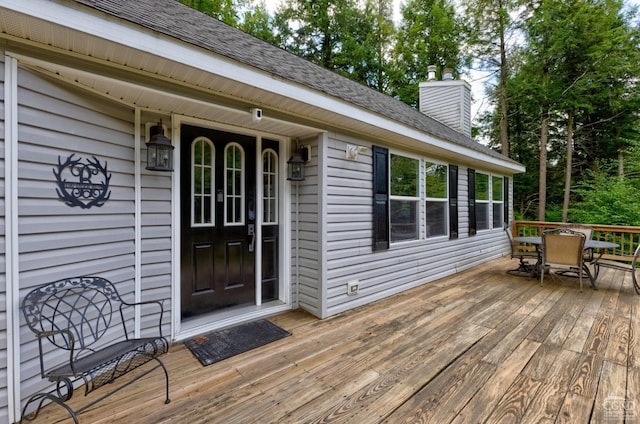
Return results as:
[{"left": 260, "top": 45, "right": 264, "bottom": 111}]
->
[
  {"left": 192, "top": 137, "right": 214, "bottom": 226},
  {"left": 262, "top": 149, "right": 278, "bottom": 224},
  {"left": 225, "top": 143, "right": 244, "bottom": 225}
]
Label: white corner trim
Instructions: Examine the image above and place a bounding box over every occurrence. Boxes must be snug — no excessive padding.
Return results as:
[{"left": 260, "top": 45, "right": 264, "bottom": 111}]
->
[{"left": 4, "top": 53, "right": 21, "bottom": 424}]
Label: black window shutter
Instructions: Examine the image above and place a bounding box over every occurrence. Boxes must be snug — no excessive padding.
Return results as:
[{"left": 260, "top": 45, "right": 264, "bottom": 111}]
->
[
  {"left": 372, "top": 146, "right": 390, "bottom": 250},
  {"left": 503, "top": 176, "right": 509, "bottom": 227},
  {"left": 468, "top": 168, "right": 477, "bottom": 236},
  {"left": 448, "top": 165, "right": 458, "bottom": 239}
]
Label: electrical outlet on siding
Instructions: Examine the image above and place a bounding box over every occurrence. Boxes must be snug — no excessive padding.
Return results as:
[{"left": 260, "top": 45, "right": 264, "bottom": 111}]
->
[{"left": 347, "top": 280, "right": 359, "bottom": 296}]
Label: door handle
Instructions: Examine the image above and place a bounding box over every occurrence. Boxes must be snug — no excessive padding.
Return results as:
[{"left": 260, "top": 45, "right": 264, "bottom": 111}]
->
[{"left": 248, "top": 224, "right": 255, "bottom": 252}]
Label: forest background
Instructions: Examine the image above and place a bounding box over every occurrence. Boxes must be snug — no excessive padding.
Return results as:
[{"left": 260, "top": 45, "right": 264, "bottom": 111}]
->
[{"left": 178, "top": 0, "right": 640, "bottom": 226}]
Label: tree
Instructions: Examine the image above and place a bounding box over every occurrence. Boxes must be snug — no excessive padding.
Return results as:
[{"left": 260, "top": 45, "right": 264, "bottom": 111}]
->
[
  {"left": 391, "top": 0, "right": 461, "bottom": 107},
  {"left": 273, "top": 0, "right": 358, "bottom": 69},
  {"left": 177, "top": 0, "right": 240, "bottom": 25},
  {"left": 461, "top": 0, "right": 530, "bottom": 157},
  {"left": 238, "top": 1, "right": 279, "bottom": 43},
  {"left": 273, "top": 0, "right": 396, "bottom": 90}
]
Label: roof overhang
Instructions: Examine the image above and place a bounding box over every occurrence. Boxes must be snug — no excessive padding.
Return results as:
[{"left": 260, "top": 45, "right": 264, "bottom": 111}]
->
[{"left": 0, "top": 0, "right": 525, "bottom": 174}]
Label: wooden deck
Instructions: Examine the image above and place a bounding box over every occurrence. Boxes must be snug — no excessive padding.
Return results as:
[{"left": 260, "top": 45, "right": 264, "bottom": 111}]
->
[{"left": 31, "top": 257, "right": 639, "bottom": 423}]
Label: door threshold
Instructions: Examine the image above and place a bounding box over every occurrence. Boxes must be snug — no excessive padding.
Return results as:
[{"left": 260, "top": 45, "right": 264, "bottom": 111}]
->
[{"left": 176, "top": 300, "right": 290, "bottom": 341}]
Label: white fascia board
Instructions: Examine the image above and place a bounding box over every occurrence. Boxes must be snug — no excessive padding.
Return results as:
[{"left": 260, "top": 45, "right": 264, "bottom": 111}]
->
[{"left": 4, "top": 0, "right": 523, "bottom": 173}]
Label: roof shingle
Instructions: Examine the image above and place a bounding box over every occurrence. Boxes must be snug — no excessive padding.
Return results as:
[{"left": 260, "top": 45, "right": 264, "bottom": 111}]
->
[{"left": 73, "top": 0, "right": 517, "bottom": 164}]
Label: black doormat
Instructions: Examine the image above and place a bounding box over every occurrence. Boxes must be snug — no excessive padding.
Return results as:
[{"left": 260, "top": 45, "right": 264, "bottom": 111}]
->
[{"left": 184, "top": 319, "right": 291, "bottom": 366}]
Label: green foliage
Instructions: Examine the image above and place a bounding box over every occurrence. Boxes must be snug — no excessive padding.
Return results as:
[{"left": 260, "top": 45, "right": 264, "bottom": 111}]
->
[
  {"left": 177, "top": 0, "right": 640, "bottom": 226},
  {"left": 391, "top": 0, "right": 462, "bottom": 107},
  {"left": 570, "top": 174, "right": 640, "bottom": 226},
  {"left": 177, "top": 0, "right": 239, "bottom": 25}
]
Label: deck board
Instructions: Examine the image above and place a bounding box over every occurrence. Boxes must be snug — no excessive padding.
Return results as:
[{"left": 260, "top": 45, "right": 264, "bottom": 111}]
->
[{"left": 26, "top": 257, "right": 640, "bottom": 424}]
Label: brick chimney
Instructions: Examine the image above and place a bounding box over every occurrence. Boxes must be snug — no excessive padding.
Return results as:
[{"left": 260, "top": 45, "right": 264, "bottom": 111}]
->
[{"left": 419, "top": 66, "right": 471, "bottom": 137}]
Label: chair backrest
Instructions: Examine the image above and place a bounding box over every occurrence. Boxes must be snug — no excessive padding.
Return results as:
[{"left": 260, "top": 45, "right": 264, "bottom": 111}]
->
[
  {"left": 505, "top": 227, "right": 516, "bottom": 256},
  {"left": 542, "top": 228, "right": 586, "bottom": 266},
  {"left": 562, "top": 224, "right": 593, "bottom": 240},
  {"left": 633, "top": 243, "right": 640, "bottom": 268},
  {"left": 22, "top": 276, "right": 124, "bottom": 351}
]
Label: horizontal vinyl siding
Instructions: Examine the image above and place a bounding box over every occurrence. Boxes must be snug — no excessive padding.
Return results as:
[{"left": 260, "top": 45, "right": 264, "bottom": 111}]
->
[
  {"left": 0, "top": 54, "right": 8, "bottom": 424},
  {"left": 294, "top": 136, "right": 320, "bottom": 316},
  {"left": 139, "top": 113, "right": 172, "bottom": 336},
  {"left": 324, "top": 138, "right": 511, "bottom": 317},
  {"left": 16, "top": 68, "right": 141, "bottom": 405}
]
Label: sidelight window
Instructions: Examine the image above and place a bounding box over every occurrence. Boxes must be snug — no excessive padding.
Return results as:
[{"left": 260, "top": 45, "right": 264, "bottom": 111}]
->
[
  {"left": 225, "top": 143, "right": 244, "bottom": 225},
  {"left": 262, "top": 149, "right": 278, "bottom": 225}
]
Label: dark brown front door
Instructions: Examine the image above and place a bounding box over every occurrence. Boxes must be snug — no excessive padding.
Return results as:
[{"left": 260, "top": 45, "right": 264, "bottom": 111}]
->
[{"left": 180, "top": 124, "right": 256, "bottom": 318}]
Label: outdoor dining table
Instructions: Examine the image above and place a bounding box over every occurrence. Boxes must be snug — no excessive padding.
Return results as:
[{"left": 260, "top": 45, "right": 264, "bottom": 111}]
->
[{"left": 512, "top": 236, "right": 619, "bottom": 287}]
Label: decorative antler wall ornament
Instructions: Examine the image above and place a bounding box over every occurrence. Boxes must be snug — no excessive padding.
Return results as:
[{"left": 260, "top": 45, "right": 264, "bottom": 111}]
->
[{"left": 53, "top": 154, "right": 112, "bottom": 209}]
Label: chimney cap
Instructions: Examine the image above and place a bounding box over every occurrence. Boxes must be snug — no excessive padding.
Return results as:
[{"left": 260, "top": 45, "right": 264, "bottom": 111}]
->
[
  {"left": 442, "top": 68, "right": 454, "bottom": 80},
  {"left": 427, "top": 65, "right": 437, "bottom": 80}
]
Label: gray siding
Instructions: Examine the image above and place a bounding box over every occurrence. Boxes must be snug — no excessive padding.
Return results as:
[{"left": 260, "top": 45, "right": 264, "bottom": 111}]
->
[
  {"left": 139, "top": 113, "right": 173, "bottom": 335},
  {"left": 419, "top": 82, "right": 472, "bottom": 137},
  {"left": 14, "top": 68, "right": 168, "bottom": 406},
  {"left": 294, "top": 135, "right": 321, "bottom": 315},
  {"left": 0, "top": 54, "right": 8, "bottom": 424},
  {"left": 322, "top": 136, "right": 511, "bottom": 317}
]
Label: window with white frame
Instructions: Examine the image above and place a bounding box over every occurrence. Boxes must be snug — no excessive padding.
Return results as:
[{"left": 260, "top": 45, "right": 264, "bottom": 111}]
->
[
  {"left": 262, "top": 149, "right": 278, "bottom": 224},
  {"left": 492, "top": 176, "right": 504, "bottom": 228},
  {"left": 425, "top": 162, "right": 448, "bottom": 237},
  {"left": 390, "top": 153, "right": 419, "bottom": 242},
  {"left": 475, "top": 172, "right": 490, "bottom": 231}
]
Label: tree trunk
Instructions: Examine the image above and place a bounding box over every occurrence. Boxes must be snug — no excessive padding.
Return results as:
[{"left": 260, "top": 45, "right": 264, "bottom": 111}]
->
[
  {"left": 499, "top": 0, "right": 509, "bottom": 156},
  {"left": 617, "top": 129, "right": 624, "bottom": 178},
  {"left": 538, "top": 114, "right": 548, "bottom": 222},
  {"left": 562, "top": 112, "right": 573, "bottom": 222}
]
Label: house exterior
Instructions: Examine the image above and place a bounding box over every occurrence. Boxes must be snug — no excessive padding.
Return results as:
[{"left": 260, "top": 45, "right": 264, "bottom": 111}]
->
[{"left": 0, "top": 0, "right": 524, "bottom": 421}]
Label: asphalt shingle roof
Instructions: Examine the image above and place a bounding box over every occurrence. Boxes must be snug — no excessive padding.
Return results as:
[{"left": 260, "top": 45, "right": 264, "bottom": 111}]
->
[{"left": 74, "top": 0, "right": 518, "bottom": 165}]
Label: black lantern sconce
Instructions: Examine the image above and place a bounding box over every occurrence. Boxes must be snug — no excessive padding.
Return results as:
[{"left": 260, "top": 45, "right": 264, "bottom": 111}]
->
[
  {"left": 146, "top": 120, "right": 174, "bottom": 172},
  {"left": 287, "top": 143, "right": 309, "bottom": 181}
]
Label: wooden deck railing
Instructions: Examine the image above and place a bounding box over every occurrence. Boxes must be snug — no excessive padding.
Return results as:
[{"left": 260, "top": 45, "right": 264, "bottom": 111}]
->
[{"left": 513, "top": 220, "right": 640, "bottom": 262}]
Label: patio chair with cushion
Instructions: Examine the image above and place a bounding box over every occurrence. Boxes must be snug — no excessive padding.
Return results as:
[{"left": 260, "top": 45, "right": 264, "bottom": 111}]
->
[
  {"left": 592, "top": 243, "right": 640, "bottom": 294},
  {"left": 540, "top": 228, "right": 587, "bottom": 291},
  {"left": 561, "top": 223, "right": 594, "bottom": 261},
  {"left": 505, "top": 227, "right": 539, "bottom": 277}
]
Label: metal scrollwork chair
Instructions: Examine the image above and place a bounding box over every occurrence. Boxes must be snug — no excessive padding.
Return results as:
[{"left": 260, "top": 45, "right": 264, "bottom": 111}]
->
[
  {"left": 21, "top": 276, "right": 171, "bottom": 423},
  {"left": 540, "top": 228, "right": 587, "bottom": 291}
]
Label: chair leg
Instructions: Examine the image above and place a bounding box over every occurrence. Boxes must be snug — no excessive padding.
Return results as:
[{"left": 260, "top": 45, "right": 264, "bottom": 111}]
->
[{"left": 579, "top": 269, "right": 583, "bottom": 292}]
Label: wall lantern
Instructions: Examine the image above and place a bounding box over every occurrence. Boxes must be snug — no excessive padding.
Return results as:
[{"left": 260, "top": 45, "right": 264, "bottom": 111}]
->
[
  {"left": 146, "top": 120, "right": 174, "bottom": 172},
  {"left": 287, "top": 151, "right": 305, "bottom": 181},
  {"left": 287, "top": 142, "right": 311, "bottom": 181}
]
